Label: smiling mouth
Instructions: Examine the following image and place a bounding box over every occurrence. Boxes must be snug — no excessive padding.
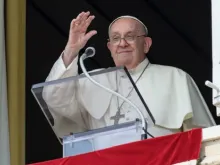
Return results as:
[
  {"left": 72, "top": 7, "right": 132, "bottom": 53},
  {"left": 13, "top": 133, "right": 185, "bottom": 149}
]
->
[{"left": 117, "top": 51, "right": 132, "bottom": 54}]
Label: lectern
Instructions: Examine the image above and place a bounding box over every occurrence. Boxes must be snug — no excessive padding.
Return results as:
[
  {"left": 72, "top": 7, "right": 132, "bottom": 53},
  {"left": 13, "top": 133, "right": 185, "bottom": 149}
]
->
[{"left": 31, "top": 66, "right": 155, "bottom": 157}]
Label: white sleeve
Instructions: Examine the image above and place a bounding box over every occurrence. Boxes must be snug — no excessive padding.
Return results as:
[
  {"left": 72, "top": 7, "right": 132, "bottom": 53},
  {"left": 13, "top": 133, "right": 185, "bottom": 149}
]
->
[
  {"left": 46, "top": 51, "right": 79, "bottom": 81},
  {"left": 42, "top": 52, "right": 89, "bottom": 130}
]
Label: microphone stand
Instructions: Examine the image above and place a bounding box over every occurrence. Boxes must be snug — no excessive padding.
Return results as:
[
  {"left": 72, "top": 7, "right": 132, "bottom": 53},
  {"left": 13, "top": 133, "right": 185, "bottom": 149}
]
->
[
  {"left": 79, "top": 47, "right": 148, "bottom": 140},
  {"left": 205, "top": 80, "right": 220, "bottom": 116}
]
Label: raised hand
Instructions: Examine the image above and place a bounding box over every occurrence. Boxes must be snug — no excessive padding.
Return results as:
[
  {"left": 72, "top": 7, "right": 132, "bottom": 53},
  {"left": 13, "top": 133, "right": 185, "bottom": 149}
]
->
[{"left": 63, "top": 11, "right": 97, "bottom": 66}]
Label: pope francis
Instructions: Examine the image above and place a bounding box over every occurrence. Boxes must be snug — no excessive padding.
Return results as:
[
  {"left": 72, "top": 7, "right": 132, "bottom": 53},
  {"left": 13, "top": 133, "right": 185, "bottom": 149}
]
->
[{"left": 42, "top": 11, "right": 216, "bottom": 150}]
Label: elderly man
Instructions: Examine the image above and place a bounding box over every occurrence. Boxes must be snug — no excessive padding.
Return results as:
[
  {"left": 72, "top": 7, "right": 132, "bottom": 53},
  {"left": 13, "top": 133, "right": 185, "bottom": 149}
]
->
[{"left": 42, "top": 11, "right": 215, "bottom": 148}]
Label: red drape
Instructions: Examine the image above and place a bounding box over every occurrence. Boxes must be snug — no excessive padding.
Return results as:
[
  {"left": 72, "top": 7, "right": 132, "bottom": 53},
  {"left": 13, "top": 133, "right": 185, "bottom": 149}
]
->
[{"left": 28, "top": 128, "right": 202, "bottom": 165}]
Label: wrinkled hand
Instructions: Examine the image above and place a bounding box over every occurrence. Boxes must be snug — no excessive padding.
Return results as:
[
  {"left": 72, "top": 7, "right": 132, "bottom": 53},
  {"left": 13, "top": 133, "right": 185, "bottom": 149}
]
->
[{"left": 64, "top": 11, "right": 97, "bottom": 60}]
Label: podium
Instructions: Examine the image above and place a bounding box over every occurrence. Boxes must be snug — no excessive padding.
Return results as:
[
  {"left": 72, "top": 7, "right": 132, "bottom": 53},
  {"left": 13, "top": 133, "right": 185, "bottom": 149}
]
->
[
  {"left": 62, "top": 120, "right": 143, "bottom": 157},
  {"left": 31, "top": 66, "right": 155, "bottom": 157}
]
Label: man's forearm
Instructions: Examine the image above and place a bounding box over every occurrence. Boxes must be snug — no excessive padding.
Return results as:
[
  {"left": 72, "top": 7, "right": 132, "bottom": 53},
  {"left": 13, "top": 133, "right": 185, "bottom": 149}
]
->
[{"left": 62, "top": 47, "right": 78, "bottom": 68}]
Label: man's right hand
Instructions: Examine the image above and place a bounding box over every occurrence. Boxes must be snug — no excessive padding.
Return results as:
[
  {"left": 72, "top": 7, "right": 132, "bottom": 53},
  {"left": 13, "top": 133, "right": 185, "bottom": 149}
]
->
[{"left": 63, "top": 11, "right": 97, "bottom": 67}]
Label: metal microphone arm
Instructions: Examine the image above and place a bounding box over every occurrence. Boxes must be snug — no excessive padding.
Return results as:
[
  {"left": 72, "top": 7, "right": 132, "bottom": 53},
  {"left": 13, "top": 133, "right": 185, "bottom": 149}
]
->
[
  {"left": 205, "top": 81, "right": 220, "bottom": 93},
  {"left": 79, "top": 47, "right": 148, "bottom": 140},
  {"left": 205, "top": 80, "right": 220, "bottom": 116}
]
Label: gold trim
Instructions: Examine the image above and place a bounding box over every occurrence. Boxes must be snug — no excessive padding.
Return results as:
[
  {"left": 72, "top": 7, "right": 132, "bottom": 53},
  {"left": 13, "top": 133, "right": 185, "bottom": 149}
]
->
[{"left": 6, "top": 0, "right": 26, "bottom": 164}]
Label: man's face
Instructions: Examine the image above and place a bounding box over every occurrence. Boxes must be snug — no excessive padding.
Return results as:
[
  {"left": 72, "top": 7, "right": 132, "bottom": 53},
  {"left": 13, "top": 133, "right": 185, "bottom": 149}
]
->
[{"left": 107, "top": 18, "right": 152, "bottom": 69}]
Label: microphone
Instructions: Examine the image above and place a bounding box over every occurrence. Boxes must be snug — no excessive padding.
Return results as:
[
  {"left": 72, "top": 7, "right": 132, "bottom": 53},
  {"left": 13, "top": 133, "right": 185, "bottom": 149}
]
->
[
  {"left": 84, "top": 47, "right": 96, "bottom": 58},
  {"left": 205, "top": 80, "right": 220, "bottom": 116},
  {"left": 80, "top": 47, "right": 95, "bottom": 61},
  {"left": 79, "top": 47, "right": 148, "bottom": 140},
  {"left": 205, "top": 80, "right": 220, "bottom": 92}
]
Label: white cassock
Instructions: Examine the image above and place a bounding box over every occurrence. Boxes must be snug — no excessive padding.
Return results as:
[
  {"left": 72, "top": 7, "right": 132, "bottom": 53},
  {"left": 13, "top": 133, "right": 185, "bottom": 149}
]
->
[{"left": 42, "top": 53, "right": 216, "bottom": 150}]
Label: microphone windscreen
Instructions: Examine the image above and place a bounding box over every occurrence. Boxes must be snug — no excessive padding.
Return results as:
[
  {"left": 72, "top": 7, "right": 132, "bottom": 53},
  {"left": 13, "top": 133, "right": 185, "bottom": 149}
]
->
[{"left": 85, "top": 47, "right": 95, "bottom": 57}]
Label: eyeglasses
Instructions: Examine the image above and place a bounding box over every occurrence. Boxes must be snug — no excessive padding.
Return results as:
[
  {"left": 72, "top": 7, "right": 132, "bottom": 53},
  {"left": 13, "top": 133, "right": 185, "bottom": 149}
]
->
[{"left": 108, "top": 34, "right": 146, "bottom": 45}]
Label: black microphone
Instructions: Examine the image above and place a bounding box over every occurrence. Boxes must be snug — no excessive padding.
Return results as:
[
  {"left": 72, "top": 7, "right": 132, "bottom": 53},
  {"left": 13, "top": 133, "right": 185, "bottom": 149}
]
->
[{"left": 84, "top": 47, "right": 95, "bottom": 58}]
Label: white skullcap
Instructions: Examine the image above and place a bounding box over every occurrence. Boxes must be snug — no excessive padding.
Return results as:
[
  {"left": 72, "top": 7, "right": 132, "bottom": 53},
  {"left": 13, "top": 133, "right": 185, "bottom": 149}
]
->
[{"left": 108, "top": 15, "right": 148, "bottom": 35}]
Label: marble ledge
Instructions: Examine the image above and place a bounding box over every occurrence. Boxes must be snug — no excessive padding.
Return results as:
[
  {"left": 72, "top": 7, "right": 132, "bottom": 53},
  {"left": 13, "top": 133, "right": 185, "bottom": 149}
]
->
[{"left": 198, "top": 125, "right": 220, "bottom": 165}]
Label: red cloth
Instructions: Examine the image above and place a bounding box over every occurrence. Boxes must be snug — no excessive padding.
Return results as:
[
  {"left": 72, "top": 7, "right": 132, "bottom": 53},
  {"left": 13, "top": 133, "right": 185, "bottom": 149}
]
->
[{"left": 28, "top": 128, "right": 202, "bottom": 165}]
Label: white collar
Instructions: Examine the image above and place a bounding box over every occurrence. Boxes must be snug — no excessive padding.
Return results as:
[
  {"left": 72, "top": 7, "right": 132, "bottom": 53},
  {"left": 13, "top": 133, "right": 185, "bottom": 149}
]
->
[
  {"left": 117, "top": 58, "right": 150, "bottom": 79},
  {"left": 128, "top": 58, "right": 150, "bottom": 75}
]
